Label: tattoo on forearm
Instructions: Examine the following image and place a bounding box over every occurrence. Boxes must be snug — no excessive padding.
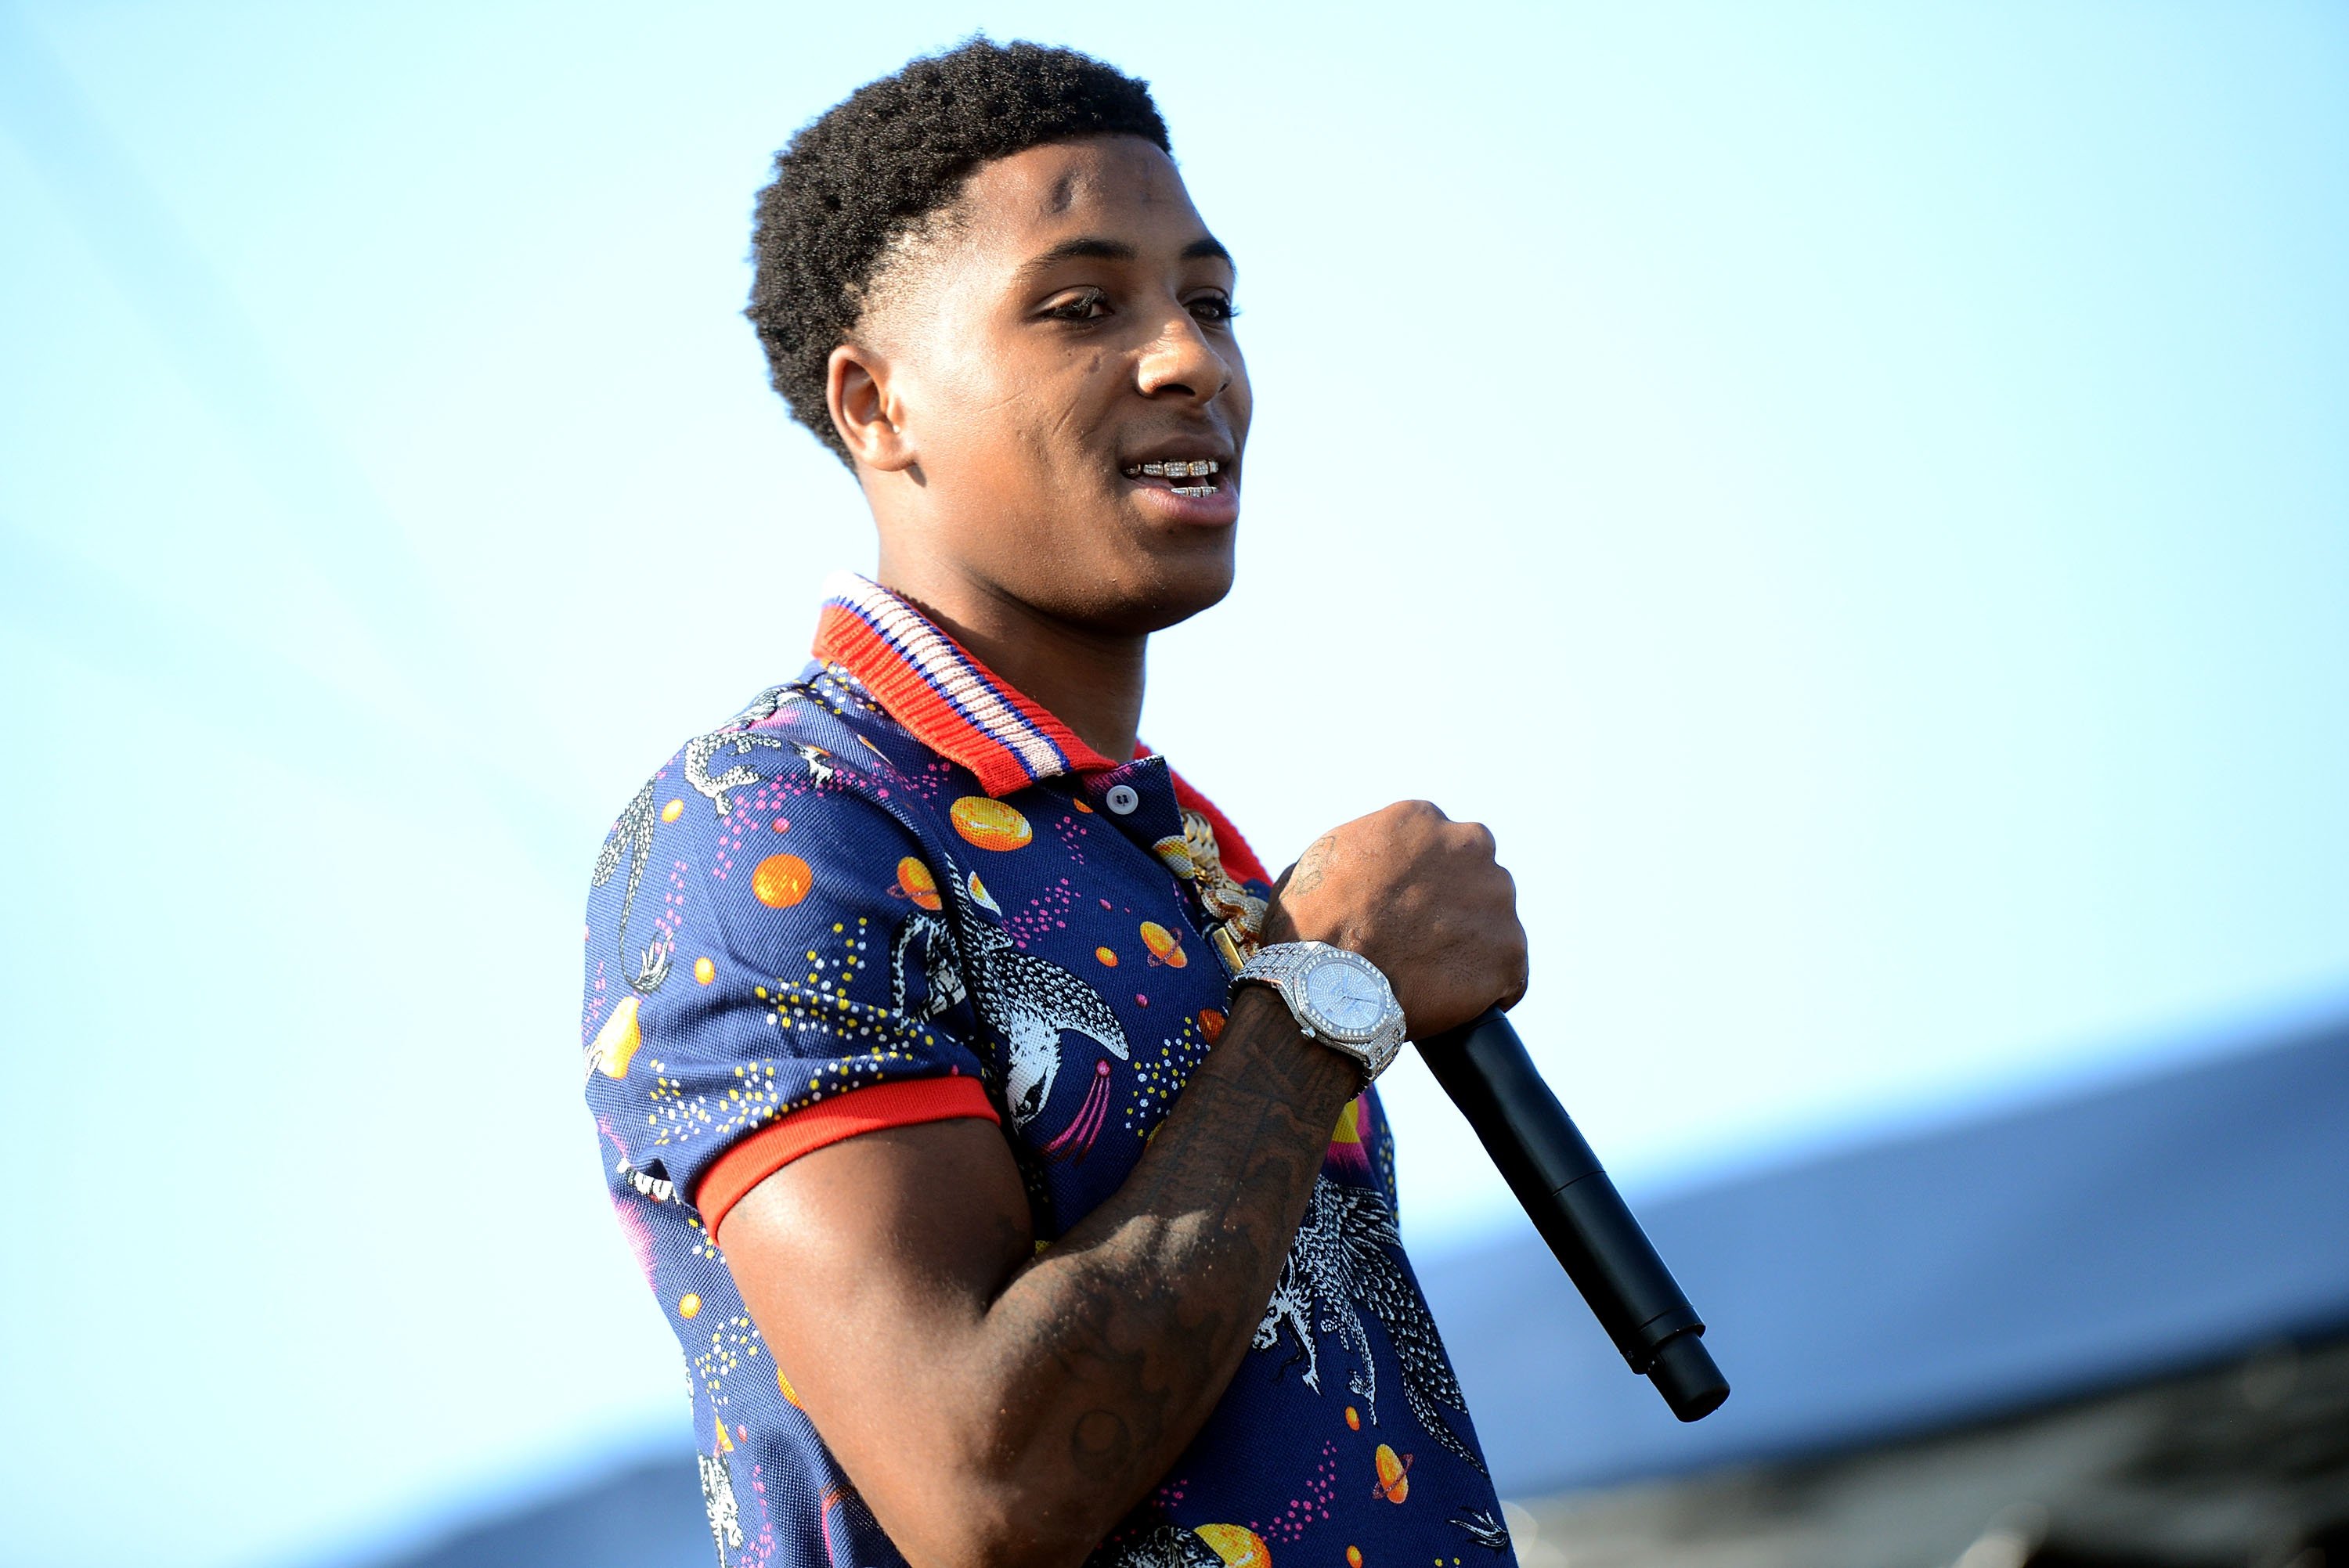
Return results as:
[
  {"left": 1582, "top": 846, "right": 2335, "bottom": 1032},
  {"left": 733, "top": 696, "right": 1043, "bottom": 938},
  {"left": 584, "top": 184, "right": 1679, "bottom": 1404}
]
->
[{"left": 998, "top": 996, "right": 1356, "bottom": 1516}]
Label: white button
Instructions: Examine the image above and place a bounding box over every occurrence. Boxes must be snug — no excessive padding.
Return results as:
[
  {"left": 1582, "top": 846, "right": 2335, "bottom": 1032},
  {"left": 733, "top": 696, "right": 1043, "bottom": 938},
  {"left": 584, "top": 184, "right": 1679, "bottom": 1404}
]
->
[{"left": 1104, "top": 784, "right": 1140, "bottom": 816}]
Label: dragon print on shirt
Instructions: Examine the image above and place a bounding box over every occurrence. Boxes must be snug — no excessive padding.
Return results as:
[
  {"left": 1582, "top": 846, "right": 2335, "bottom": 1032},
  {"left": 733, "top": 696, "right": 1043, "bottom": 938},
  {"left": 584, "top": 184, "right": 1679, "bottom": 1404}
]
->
[
  {"left": 1254, "top": 1175, "right": 1485, "bottom": 1474},
  {"left": 887, "top": 849, "right": 1131, "bottom": 1130},
  {"left": 593, "top": 684, "right": 798, "bottom": 997}
]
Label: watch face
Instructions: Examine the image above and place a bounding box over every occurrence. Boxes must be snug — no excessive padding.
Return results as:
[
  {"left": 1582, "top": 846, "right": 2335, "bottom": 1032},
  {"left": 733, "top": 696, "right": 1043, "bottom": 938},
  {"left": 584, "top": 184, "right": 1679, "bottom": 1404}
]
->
[{"left": 1302, "top": 954, "right": 1390, "bottom": 1040}]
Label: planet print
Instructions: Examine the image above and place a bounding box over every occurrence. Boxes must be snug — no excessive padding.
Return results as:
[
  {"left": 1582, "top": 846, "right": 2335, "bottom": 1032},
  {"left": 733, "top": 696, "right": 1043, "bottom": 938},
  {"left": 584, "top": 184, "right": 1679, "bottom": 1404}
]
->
[
  {"left": 1139, "top": 921, "right": 1188, "bottom": 968},
  {"left": 1096, "top": 946, "right": 1119, "bottom": 968},
  {"left": 591, "top": 995, "right": 643, "bottom": 1079},
  {"left": 1199, "top": 1007, "right": 1226, "bottom": 1043},
  {"left": 1371, "top": 1444, "right": 1411, "bottom": 1505},
  {"left": 897, "top": 856, "right": 943, "bottom": 910},
  {"left": 1347, "top": 1548, "right": 1362, "bottom": 1568},
  {"left": 693, "top": 957, "right": 716, "bottom": 986},
  {"left": 1193, "top": 1523, "right": 1272, "bottom": 1568},
  {"left": 951, "top": 796, "right": 1033, "bottom": 851},
  {"left": 678, "top": 1292, "right": 702, "bottom": 1320},
  {"left": 753, "top": 853, "right": 814, "bottom": 908},
  {"left": 660, "top": 798, "right": 684, "bottom": 824}
]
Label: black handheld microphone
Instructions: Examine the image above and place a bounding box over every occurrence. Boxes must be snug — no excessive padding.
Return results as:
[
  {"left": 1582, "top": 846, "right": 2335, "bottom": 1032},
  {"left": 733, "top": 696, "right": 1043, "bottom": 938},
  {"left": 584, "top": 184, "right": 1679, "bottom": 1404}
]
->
[{"left": 1420, "top": 1007, "right": 1730, "bottom": 1422}]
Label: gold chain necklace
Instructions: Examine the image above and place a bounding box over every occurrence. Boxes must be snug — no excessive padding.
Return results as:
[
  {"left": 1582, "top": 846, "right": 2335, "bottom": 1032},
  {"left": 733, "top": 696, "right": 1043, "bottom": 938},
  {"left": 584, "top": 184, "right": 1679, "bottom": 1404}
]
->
[{"left": 1151, "top": 811, "right": 1268, "bottom": 974}]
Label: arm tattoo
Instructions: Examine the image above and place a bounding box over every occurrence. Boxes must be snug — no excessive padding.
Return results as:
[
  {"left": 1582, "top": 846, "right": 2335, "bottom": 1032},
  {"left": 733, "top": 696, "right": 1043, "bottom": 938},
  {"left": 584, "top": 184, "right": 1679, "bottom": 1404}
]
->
[{"left": 985, "top": 988, "right": 1357, "bottom": 1537}]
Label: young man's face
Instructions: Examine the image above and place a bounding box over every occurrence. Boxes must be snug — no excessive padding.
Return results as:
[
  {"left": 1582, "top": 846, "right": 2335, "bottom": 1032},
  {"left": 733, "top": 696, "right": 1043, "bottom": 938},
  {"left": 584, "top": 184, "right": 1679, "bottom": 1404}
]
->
[{"left": 850, "top": 135, "right": 1250, "bottom": 636}]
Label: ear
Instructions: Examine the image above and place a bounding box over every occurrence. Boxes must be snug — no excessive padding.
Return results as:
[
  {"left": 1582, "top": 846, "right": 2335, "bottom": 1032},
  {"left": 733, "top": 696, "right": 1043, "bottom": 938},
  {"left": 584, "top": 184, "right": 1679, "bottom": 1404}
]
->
[{"left": 827, "top": 343, "right": 915, "bottom": 473}]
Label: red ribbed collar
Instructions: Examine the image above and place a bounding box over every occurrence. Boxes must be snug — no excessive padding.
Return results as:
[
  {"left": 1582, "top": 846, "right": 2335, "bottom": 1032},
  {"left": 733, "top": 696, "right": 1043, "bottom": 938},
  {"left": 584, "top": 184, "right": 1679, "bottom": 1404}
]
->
[{"left": 810, "top": 573, "right": 1269, "bottom": 885}]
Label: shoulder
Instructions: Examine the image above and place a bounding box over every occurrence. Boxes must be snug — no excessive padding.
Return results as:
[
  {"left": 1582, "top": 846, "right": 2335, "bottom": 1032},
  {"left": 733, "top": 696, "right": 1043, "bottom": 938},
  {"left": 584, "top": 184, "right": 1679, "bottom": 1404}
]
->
[{"left": 583, "top": 667, "right": 986, "bottom": 953}]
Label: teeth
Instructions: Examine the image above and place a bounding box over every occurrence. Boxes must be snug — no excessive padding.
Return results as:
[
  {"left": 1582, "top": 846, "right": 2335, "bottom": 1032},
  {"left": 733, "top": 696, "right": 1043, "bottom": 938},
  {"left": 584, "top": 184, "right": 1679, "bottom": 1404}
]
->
[{"left": 1125, "top": 459, "right": 1222, "bottom": 479}]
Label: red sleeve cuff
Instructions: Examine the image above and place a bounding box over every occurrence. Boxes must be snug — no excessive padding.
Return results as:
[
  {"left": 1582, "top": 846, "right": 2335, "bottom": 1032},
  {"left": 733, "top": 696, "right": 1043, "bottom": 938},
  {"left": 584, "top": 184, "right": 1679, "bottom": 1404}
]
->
[{"left": 696, "top": 1075, "right": 1001, "bottom": 1241}]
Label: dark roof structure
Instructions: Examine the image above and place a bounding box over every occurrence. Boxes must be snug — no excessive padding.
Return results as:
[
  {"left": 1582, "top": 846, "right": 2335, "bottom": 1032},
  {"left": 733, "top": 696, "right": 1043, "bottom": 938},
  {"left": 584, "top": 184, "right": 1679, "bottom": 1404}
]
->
[{"left": 1420, "top": 1014, "right": 2349, "bottom": 1498}]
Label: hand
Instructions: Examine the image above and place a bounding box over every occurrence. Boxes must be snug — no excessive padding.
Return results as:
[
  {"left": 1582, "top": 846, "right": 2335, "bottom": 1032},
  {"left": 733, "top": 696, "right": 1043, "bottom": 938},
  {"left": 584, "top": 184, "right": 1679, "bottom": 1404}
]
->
[{"left": 1263, "top": 801, "right": 1528, "bottom": 1040}]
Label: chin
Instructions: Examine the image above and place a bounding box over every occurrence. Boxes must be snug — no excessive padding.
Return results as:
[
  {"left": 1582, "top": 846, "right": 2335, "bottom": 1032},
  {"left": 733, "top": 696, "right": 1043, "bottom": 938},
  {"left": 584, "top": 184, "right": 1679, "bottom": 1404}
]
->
[{"left": 1120, "top": 539, "right": 1239, "bottom": 635}]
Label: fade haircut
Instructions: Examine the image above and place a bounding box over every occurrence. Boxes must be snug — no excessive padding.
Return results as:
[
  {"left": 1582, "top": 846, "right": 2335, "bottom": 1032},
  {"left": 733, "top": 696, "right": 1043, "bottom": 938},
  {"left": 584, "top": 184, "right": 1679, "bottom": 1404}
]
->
[{"left": 746, "top": 39, "right": 1172, "bottom": 466}]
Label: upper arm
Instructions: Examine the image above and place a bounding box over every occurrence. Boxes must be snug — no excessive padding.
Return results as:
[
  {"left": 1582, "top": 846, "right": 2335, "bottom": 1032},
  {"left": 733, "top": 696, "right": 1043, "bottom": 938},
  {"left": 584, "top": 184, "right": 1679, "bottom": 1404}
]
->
[{"left": 716, "top": 1116, "right": 1038, "bottom": 1552}]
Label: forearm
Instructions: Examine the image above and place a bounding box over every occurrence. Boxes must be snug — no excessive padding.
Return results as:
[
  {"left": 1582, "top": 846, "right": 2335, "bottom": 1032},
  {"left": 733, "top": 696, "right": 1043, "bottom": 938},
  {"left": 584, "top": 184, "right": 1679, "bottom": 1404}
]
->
[{"left": 957, "top": 984, "right": 1359, "bottom": 1559}]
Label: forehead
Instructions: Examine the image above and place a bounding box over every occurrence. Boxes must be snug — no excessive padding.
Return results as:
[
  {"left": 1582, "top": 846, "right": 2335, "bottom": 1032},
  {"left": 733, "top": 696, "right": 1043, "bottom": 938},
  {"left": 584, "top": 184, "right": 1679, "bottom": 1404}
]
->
[{"left": 954, "top": 135, "right": 1211, "bottom": 254}]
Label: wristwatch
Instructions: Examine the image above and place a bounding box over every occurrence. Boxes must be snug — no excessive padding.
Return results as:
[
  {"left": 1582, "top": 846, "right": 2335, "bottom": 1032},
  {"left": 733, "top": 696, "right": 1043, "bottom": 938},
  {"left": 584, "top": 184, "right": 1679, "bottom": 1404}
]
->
[{"left": 1232, "top": 941, "right": 1409, "bottom": 1085}]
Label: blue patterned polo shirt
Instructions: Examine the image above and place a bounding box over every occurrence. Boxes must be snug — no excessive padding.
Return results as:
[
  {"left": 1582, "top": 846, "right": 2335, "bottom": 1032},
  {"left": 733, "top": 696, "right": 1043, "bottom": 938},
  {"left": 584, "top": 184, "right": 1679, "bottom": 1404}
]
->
[{"left": 579, "top": 573, "right": 1515, "bottom": 1568}]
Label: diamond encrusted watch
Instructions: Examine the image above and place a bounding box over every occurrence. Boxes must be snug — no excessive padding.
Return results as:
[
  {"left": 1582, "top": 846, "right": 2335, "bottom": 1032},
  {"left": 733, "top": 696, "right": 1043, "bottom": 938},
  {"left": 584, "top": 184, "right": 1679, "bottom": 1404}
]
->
[{"left": 1232, "top": 940, "right": 1409, "bottom": 1085}]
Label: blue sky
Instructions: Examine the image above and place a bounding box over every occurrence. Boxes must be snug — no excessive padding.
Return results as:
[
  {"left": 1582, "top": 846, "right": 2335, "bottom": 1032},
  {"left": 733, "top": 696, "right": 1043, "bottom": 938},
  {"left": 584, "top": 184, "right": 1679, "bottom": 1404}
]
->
[{"left": 2, "top": 4, "right": 2344, "bottom": 1566}]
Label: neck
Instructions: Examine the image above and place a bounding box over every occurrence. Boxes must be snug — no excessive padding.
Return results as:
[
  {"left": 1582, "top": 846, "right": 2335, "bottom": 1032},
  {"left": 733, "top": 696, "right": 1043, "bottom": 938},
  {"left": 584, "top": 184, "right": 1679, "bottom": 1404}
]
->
[{"left": 874, "top": 556, "right": 1146, "bottom": 766}]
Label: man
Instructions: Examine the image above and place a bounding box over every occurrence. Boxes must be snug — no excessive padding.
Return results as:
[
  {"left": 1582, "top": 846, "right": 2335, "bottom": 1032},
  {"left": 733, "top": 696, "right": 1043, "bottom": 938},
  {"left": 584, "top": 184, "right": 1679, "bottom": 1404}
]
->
[{"left": 581, "top": 39, "right": 1528, "bottom": 1568}]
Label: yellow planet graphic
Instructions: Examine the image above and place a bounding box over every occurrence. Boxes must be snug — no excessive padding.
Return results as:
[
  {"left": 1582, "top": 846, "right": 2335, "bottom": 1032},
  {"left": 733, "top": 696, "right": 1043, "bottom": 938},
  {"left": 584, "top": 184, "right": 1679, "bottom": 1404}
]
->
[
  {"left": 592, "top": 995, "right": 642, "bottom": 1079},
  {"left": 1193, "top": 1523, "right": 1271, "bottom": 1568},
  {"left": 713, "top": 1413, "right": 733, "bottom": 1452},
  {"left": 777, "top": 1367, "right": 802, "bottom": 1408},
  {"left": 1140, "top": 921, "right": 1188, "bottom": 968},
  {"left": 897, "top": 856, "right": 943, "bottom": 910},
  {"left": 951, "top": 796, "right": 1033, "bottom": 852},
  {"left": 678, "top": 1292, "right": 702, "bottom": 1319},
  {"left": 1372, "top": 1444, "right": 1410, "bottom": 1505},
  {"left": 693, "top": 956, "right": 716, "bottom": 986},
  {"left": 753, "top": 852, "right": 814, "bottom": 908},
  {"left": 661, "top": 798, "right": 684, "bottom": 823},
  {"left": 1333, "top": 1097, "right": 1363, "bottom": 1144}
]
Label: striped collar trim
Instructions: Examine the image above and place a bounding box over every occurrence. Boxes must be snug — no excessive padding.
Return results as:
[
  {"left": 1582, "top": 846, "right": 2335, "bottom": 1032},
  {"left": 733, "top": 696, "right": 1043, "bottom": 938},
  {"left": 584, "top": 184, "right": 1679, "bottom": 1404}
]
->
[{"left": 810, "top": 572, "right": 1118, "bottom": 797}]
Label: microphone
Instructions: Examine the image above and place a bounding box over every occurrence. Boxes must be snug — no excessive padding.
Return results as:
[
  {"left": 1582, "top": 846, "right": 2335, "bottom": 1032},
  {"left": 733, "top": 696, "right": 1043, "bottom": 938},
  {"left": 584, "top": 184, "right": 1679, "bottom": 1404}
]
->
[{"left": 1420, "top": 1007, "right": 1730, "bottom": 1422}]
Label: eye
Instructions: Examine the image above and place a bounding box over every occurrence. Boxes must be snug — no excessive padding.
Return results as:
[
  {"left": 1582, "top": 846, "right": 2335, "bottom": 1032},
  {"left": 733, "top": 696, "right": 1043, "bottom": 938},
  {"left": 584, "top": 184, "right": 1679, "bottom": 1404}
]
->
[
  {"left": 1044, "top": 288, "right": 1112, "bottom": 322},
  {"left": 1188, "top": 293, "right": 1240, "bottom": 325}
]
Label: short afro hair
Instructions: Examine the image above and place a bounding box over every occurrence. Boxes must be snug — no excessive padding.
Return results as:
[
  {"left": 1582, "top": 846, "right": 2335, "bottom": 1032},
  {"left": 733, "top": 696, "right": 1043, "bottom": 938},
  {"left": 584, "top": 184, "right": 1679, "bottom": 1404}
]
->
[{"left": 746, "top": 39, "right": 1172, "bottom": 465}]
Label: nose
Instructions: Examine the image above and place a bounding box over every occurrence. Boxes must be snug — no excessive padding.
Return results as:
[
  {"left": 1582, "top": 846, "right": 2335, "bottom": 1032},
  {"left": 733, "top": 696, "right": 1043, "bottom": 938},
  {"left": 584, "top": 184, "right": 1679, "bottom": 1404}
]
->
[{"left": 1135, "top": 303, "right": 1231, "bottom": 404}]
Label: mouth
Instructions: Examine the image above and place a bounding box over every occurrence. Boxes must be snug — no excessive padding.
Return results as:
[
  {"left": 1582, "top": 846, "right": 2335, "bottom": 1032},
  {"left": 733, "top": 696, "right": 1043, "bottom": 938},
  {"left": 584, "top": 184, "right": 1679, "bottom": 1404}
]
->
[{"left": 1120, "top": 456, "right": 1228, "bottom": 499}]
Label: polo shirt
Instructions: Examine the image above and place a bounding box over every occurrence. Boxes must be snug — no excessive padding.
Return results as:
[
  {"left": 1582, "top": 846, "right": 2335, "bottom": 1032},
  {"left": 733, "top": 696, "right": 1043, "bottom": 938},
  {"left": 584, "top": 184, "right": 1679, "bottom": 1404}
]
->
[{"left": 579, "top": 572, "right": 1516, "bottom": 1568}]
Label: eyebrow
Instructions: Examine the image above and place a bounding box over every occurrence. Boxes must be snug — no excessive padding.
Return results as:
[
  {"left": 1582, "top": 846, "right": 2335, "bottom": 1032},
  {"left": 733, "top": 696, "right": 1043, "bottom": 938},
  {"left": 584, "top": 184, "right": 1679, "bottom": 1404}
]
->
[{"left": 1023, "top": 234, "right": 1235, "bottom": 270}]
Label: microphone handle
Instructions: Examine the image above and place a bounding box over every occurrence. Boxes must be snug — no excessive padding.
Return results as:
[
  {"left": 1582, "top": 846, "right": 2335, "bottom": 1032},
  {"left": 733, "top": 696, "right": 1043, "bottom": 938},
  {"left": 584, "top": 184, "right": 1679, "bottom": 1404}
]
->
[{"left": 1420, "top": 1007, "right": 1730, "bottom": 1422}]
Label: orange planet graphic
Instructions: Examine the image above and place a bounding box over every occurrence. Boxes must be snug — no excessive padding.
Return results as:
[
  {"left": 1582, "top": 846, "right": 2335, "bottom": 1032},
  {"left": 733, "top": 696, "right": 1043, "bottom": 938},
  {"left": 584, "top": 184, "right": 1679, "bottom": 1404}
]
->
[
  {"left": 678, "top": 1292, "right": 702, "bottom": 1320},
  {"left": 897, "top": 856, "right": 943, "bottom": 910},
  {"left": 1139, "top": 921, "right": 1188, "bottom": 968},
  {"left": 592, "top": 995, "right": 642, "bottom": 1079},
  {"left": 777, "top": 1367, "right": 803, "bottom": 1408},
  {"left": 1371, "top": 1444, "right": 1411, "bottom": 1504},
  {"left": 1095, "top": 946, "right": 1119, "bottom": 967},
  {"left": 951, "top": 796, "right": 1033, "bottom": 852},
  {"left": 712, "top": 1413, "right": 734, "bottom": 1452},
  {"left": 694, "top": 956, "right": 716, "bottom": 986},
  {"left": 661, "top": 797, "right": 684, "bottom": 824},
  {"left": 1345, "top": 1404, "right": 1361, "bottom": 1430},
  {"left": 1199, "top": 1007, "right": 1225, "bottom": 1043},
  {"left": 1193, "top": 1523, "right": 1271, "bottom": 1568},
  {"left": 753, "top": 852, "right": 814, "bottom": 908},
  {"left": 1346, "top": 1548, "right": 1362, "bottom": 1568}
]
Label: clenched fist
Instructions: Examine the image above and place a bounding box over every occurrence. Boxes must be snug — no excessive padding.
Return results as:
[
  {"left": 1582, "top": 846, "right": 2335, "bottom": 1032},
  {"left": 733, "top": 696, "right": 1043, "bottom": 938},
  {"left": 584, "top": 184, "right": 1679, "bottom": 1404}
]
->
[{"left": 1262, "top": 801, "right": 1528, "bottom": 1040}]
